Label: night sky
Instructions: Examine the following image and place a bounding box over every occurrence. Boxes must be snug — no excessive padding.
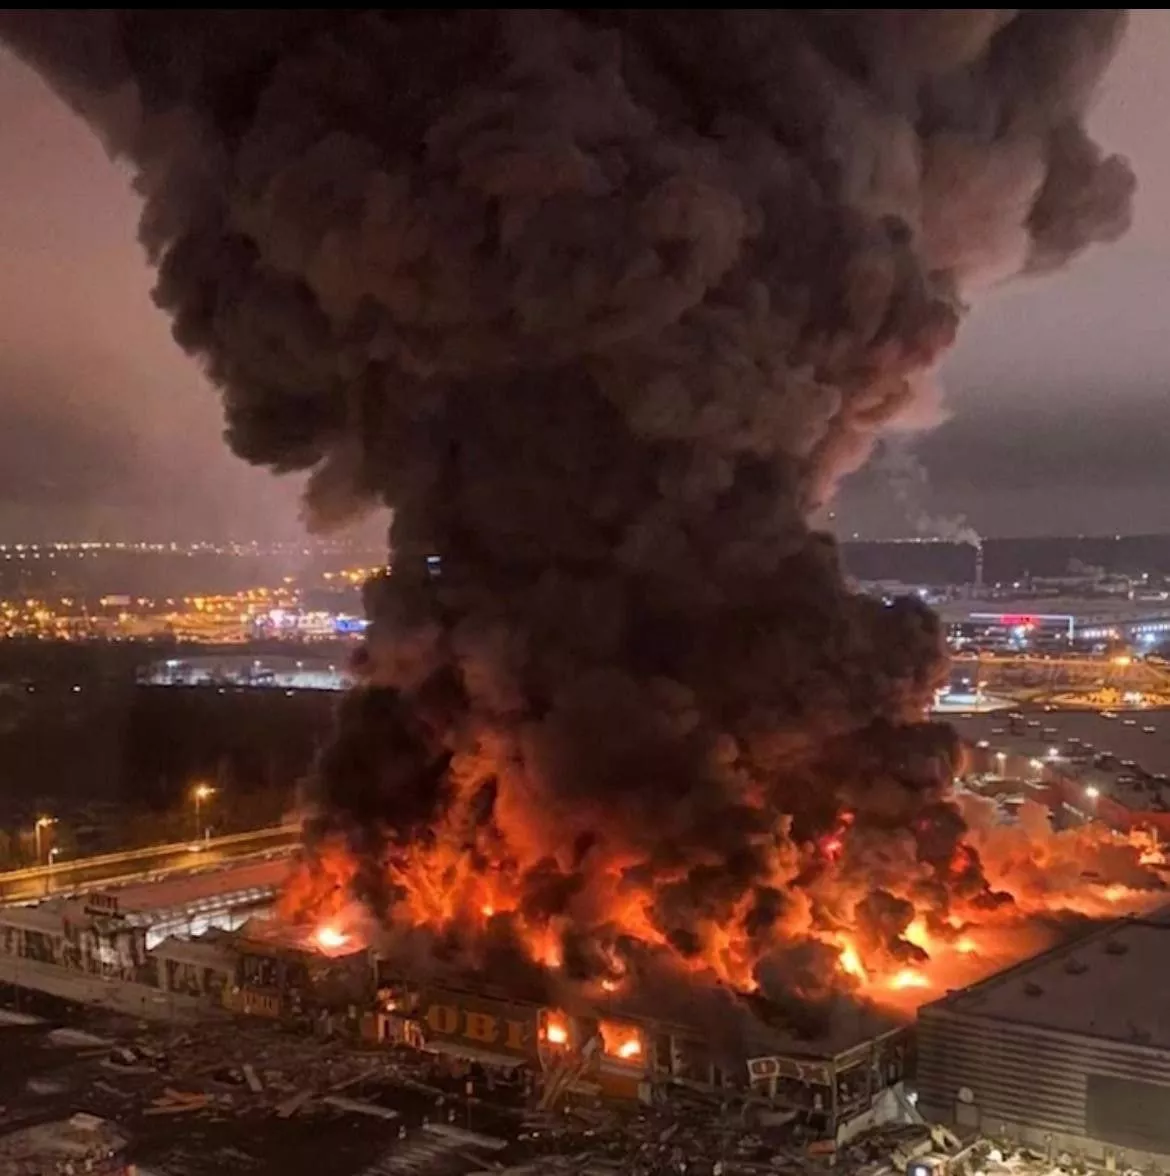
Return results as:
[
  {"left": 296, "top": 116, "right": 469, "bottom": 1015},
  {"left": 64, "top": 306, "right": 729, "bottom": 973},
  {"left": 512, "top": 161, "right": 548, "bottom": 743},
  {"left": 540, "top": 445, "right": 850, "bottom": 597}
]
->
[{"left": 0, "top": 12, "right": 1166, "bottom": 543}]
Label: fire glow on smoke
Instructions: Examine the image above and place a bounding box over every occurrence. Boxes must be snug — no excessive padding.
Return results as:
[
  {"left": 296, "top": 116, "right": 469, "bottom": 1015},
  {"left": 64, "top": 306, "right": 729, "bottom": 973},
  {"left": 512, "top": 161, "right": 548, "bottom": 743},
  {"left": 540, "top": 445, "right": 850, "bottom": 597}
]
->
[
  {"left": 288, "top": 793, "right": 1166, "bottom": 1017},
  {"left": 0, "top": 10, "right": 1143, "bottom": 1026}
]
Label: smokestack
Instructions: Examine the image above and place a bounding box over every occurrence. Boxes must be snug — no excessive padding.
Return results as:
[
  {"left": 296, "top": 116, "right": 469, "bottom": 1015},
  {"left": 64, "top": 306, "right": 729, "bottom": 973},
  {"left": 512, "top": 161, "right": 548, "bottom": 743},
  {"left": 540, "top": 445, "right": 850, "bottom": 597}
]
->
[
  {"left": 0, "top": 10, "right": 1136, "bottom": 1000},
  {"left": 974, "top": 539, "right": 985, "bottom": 598}
]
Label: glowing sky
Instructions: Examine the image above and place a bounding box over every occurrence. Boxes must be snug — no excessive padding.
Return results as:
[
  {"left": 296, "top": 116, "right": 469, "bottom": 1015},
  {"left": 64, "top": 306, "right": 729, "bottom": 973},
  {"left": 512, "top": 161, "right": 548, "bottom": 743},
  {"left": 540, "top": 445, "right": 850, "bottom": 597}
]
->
[{"left": 0, "top": 12, "right": 1167, "bottom": 541}]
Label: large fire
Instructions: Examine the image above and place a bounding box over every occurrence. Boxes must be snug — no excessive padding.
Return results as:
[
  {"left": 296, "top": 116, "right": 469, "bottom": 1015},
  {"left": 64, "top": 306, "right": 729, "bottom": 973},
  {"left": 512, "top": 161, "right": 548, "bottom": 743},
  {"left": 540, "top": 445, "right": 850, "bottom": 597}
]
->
[
  {"left": 8, "top": 6, "right": 1139, "bottom": 1042},
  {"left": 281, "top": 787, "right": 1166, "bottom": 1019},
  {"left": 6, "top": 1, "right": 1138, "bottom": 1055}
]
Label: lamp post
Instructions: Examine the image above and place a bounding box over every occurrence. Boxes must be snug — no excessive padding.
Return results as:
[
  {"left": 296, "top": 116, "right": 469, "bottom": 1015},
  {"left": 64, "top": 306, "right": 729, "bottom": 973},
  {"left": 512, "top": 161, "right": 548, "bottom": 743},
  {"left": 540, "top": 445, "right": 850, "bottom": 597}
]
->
[
  {"left": 34, "top": 816, "right": 55, "bottom": 866},
  {"left": 192, "top": 784, "right": 215, "bottom": 842},
  {"left": 45, "top": 847, "right": 60, "bottom": 897}
]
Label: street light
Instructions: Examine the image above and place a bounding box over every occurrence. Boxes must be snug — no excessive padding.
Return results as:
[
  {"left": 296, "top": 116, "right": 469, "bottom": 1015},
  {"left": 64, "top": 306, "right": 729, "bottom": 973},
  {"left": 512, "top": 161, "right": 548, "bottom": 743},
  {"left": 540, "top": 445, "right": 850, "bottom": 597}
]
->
[
  {"left": 45, "top": 847, "right": 60, "bottom": 897},
  {"left": 33, "top": 816, "right": 55, "bottom": 865},
  {"left": 192, "top": 784, "right": 215, "bottom": 842}
]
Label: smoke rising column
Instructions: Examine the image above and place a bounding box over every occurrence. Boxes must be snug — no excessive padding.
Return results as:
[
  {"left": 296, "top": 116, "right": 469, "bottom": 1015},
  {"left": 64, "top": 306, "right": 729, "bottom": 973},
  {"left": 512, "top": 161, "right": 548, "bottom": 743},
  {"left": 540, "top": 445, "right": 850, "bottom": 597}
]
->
[{"left": 0, "top": 10, "right": 1136, "bottom": 994}]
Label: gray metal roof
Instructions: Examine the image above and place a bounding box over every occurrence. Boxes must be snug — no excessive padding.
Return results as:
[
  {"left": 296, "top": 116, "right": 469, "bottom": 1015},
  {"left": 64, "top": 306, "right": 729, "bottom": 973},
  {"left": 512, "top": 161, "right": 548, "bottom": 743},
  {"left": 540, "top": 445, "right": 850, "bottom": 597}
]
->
[
  {"left": 922, "top": 903, "right": 1170, "bottom": 1051},
  {"left": 149, "top": 933, "right": 236, "bottom": 972}
]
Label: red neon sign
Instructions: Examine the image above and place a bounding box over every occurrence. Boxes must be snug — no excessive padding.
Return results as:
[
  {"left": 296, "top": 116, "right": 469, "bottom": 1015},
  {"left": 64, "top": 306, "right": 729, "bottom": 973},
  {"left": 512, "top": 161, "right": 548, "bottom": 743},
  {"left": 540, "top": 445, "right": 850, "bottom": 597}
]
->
[{"left": 999, "top": 615, "right": 1036, "bottom": 626}]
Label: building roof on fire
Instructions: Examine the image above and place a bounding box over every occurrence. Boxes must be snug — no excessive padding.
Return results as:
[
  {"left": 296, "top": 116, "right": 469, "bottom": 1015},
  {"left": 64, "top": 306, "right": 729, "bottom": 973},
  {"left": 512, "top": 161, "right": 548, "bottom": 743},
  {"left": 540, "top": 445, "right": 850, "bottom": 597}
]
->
[
  {"left": 410, "top": 962, "right": 906, "bottom": 1062},
  {"left": 592, "top": 985, "right": 906, "bottom": 1061},
  {"left": 232, "top": 915, "right": 369, "bottom": 962},
  {"left": 921, "top": 902, "right": 1170, "bottom": 1051}
]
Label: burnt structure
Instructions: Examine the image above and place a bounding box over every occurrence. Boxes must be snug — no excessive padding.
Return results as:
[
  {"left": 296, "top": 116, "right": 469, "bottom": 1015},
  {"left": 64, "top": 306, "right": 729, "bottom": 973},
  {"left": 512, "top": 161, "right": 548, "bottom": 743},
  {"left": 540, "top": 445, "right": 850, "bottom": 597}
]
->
[
  {"left": 745, "top": 1025, "right": 913, "bottom": 1138},
  {"left": 369, "top": 960, "right": 910, "bottom": 1134},
  {"left": 225, "top": 922, "right": 374, "bottom": 1023},
  {"left": 0, "top": 893, "right": 149, "bottom": 982},
  {"left": 918, "top": 904, "right": 1170, "bottom": 1164}
]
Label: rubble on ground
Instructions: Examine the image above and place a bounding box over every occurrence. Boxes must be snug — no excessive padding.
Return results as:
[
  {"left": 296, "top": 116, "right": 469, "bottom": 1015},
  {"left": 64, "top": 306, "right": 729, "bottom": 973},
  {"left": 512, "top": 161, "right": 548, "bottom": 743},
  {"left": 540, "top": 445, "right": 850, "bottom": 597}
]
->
[
  {"left": 62, "top": 1014, "right": 923, "bottom": 1173},
  {"left": 0, "top": 1004, "right": 1131, "bottom": 1176},
  {"left": 0, "top": 1112, "right": 128, "bottom": 1174}
]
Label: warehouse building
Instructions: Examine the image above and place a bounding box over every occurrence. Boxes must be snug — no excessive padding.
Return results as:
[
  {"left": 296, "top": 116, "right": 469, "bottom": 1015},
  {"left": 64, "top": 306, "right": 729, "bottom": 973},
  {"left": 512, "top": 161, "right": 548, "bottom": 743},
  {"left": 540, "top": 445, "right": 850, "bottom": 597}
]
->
[
  {"left": 0, "top": 858, "right": 286, "bottom": 990},
  {"left": 223, "top": 916, "right": 374, "bottom": 1024},
  {"left": 369, "top": 959, "right": 911, "bottom": 1133},
  {"left": 917, "top": 906, "right": 1170, "bottom": 1165}
]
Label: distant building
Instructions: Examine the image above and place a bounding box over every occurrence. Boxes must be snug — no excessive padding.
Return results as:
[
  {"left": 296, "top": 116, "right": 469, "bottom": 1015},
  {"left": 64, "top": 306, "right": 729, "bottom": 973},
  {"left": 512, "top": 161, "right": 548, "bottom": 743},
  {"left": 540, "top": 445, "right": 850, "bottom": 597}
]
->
[
  {"left": 249, "top": 607, "right": 368, "bottom": 640},
  {"left": 955, "top": 709, "right": 1170, "bottom": 836},
  {"left": 935, "top": 598, "right": 1170, "bottom": 645},
  {"left": 139, "top": 652, "right": 349, "bottom": 692}
]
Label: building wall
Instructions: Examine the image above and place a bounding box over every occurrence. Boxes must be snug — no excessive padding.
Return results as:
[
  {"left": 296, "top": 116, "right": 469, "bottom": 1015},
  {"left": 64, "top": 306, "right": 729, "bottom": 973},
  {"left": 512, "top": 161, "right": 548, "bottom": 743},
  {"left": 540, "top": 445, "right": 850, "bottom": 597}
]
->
[
  {"left": 0, "top": 910, "right": 147, "bottom": 982},
  {"left": 918, "top": 1007, "right": 1170, "bottom": 1164},
  {"left": 1048, "top": 771, "right": 1170, "bottom": 838},
  {"left": 417, "top": 987, "right": 540, "bottom": 1061}
]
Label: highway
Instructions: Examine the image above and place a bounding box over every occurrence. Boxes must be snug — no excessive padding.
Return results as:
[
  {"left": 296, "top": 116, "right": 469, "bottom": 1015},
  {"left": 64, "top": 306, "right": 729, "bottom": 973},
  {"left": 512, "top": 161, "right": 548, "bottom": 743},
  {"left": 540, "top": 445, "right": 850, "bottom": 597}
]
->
[{"left": 0, "top": 824, "right": 301, "bottom": 903}]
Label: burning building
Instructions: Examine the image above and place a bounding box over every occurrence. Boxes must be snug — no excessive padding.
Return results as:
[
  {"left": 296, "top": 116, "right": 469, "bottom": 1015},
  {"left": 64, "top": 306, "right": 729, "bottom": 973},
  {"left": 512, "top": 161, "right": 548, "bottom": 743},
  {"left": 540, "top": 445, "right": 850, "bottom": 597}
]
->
[
  {"left": 370, "top": 958, "right": 912, "bottom": 1133},
  {"left": 0, "top": 5, "right": 1143, "bottom": 1098},
  {"left": 222, "top": 916, "right": 374, "bottom": 1024}
]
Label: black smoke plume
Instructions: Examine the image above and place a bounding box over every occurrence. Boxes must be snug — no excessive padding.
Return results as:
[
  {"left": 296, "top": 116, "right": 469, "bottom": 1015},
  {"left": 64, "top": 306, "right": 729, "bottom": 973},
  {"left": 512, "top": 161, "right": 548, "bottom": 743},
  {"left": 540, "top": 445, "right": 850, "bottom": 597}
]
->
[{"left": 1, "top": 11, "right": 1135, "bottom": 1001}]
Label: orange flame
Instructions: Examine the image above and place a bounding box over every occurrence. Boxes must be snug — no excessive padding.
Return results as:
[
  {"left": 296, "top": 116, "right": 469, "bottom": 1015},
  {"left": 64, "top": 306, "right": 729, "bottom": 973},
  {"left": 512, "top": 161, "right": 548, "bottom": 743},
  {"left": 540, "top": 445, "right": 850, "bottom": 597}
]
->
[
  {"left": 905, "top": 918, "right": 931, "bottom": 952},
  {"left": 889, "top": 968, "right": 930, "bottom": 991},
  {"left": 314, "top": 924, "right": 349, "bottom": 951},
  {"left": 544, "top": 1014, "right": 569, "bottom": 1046},
  {"left": 837, "top": 941, "right": 867, "bottom": 982},
  {"left": 280, "top": 780, "right": 1166, "bottom": 1017},
  {"left": 599, "top": 1020, "right": 643, "bottom": 1061}
]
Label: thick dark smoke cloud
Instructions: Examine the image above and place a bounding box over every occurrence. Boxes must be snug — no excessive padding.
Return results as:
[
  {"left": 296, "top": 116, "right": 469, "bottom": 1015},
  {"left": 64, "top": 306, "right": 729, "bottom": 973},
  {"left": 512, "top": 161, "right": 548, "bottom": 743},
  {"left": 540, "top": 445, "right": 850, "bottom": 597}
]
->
[{"left": 1, "top": 11, "right": 1135, "bottom": 1002}]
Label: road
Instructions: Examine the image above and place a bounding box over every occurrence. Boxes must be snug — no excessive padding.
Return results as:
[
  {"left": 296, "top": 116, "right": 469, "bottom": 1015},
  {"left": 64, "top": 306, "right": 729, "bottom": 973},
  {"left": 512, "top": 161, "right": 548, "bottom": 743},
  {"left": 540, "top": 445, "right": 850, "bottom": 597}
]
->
[{"left": 0, "top": 824, "right": 301, "bottom": 903}]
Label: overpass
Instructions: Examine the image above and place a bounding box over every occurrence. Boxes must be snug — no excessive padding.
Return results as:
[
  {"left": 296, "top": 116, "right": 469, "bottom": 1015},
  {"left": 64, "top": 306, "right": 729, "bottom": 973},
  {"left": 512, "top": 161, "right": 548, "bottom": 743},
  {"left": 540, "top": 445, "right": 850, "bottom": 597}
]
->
[{"left": 0, "top": 823, "right": 301, "bottom": 903}]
